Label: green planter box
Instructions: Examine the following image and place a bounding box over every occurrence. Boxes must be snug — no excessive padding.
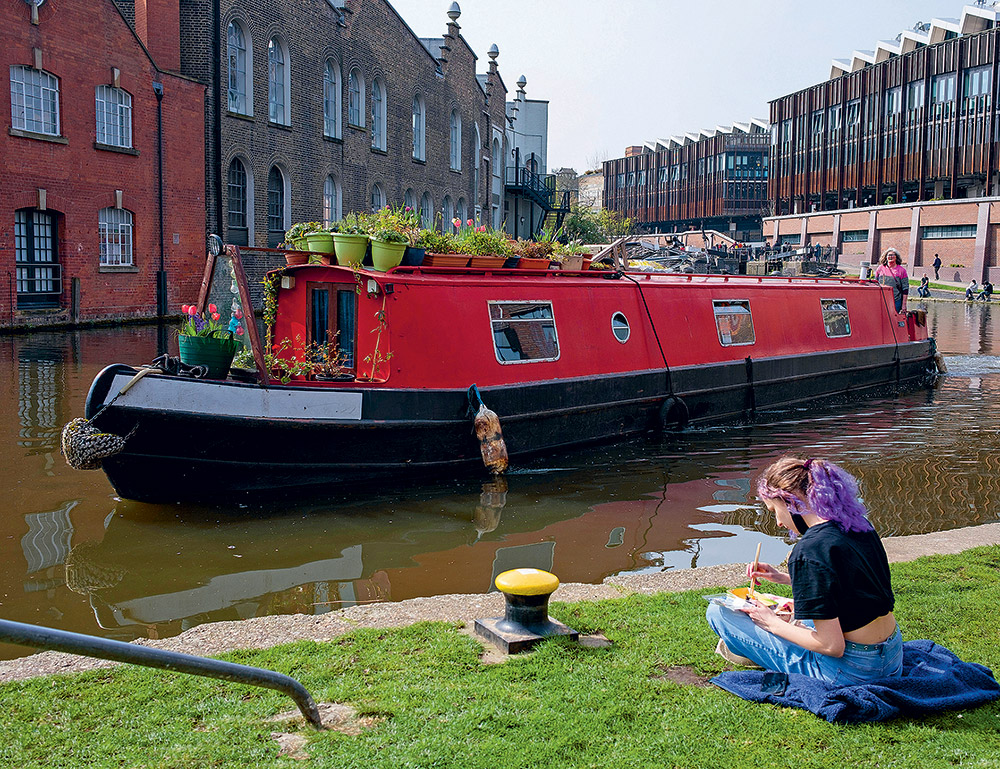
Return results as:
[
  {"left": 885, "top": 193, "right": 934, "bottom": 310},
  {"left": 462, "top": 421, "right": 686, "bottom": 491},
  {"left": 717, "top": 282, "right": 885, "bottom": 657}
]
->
[
  {"left": 178, "top": 335, "right": 240, "bottom": 379},
  {"left": 304, "top": 232, "right": 335, "bottom": 254}
]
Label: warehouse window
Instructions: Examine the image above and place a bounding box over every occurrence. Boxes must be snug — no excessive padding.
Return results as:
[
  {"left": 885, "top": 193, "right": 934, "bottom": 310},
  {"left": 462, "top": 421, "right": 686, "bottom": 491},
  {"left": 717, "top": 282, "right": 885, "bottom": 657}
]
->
[
  {"left": 10, "top": 66, "right": 59, "bottom": 135},
  {"left": 98, "top": 207, "right": 133, "bottom": 267}
]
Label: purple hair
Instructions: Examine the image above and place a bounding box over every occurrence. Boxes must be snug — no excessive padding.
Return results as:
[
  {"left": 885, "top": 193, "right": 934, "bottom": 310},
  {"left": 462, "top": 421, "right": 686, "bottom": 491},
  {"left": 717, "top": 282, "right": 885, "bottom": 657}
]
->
[{"left": 757, "top": 457, "right": 873, "bottom": 533}]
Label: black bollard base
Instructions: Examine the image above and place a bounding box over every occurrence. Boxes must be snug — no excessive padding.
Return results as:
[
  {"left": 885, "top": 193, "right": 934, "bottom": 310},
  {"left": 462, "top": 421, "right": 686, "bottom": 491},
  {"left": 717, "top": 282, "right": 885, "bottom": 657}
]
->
[{"left": 473, "top": 615, "right": 579, "bottom": 654}]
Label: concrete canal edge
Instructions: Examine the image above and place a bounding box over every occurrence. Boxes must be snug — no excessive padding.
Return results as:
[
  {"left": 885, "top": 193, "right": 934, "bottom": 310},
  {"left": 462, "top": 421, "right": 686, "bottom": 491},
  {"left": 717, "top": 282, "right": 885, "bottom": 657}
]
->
[{"left": 2, "top": 522, "right": 998, "bottom": 684}]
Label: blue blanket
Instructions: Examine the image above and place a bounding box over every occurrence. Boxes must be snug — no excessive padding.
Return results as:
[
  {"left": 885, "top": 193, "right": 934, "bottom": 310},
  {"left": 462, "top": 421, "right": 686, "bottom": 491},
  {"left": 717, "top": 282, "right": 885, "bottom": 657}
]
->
[{"left": 711, "top": 640, "right": 1000, "bottom": 723}]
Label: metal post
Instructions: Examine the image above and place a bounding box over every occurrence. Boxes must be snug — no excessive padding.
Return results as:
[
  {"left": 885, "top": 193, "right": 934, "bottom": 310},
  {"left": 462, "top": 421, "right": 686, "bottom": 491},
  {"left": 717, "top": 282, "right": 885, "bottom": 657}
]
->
[{"left": 0, "top": 619, "right": 323, "bottom": 729}]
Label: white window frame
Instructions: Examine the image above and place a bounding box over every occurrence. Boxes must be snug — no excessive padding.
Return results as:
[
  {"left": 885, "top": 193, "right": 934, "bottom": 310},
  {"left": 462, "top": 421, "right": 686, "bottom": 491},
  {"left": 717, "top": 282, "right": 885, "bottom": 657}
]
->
[
  {"left": 488, "top": 301, "right": 561, "bottom": 365},
  {"left": 371, "top": 77, "right": 386, "bottom": 151},
  {"left": 412, "top": 94, "right": 425, "bottom": 160},
  {"left": 450, "top": 109, "right": 462, "bottom": 171},
  {"left": 712, "top": 300, "right": 756, "bottom": 347},
  {"left": 226, "top": 20, "right": 253, "bottom": 116},
  {"left": 10, "top": 65, "right": 60, "bottom": 136},
  {"left": 99, "top": 207, "right": 134, "bottom": 267},
  {"left": 348, "top": 68, "right": 365, "bottom": 127},
  {"left": 95, "top": 85, "right": 132, "bottom": 148},
  {"left": 323, "top": 59, "right": 342, "bottom": 138},
  {"left": 268, "top": 36, "right": 290, "bottom": 126},
  {"left": 323, "top": 174, "right": 343, "bottom": 226},
  {"left": 820, "top": 299, "right": 852, "bottom": 339}
]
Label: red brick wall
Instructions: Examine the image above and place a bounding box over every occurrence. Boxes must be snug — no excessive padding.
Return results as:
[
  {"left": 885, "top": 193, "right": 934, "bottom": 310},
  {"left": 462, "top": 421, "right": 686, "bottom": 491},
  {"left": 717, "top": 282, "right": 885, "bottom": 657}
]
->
[{"left": 0, "top": 0, "right": 205, "bottom": 328}]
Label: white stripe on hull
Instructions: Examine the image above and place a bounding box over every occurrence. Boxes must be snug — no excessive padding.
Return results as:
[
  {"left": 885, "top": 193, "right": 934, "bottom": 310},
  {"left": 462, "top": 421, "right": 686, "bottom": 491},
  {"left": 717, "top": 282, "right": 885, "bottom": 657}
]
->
[{"left": 107, "top": 374, "right": 364, "bottom": 420}]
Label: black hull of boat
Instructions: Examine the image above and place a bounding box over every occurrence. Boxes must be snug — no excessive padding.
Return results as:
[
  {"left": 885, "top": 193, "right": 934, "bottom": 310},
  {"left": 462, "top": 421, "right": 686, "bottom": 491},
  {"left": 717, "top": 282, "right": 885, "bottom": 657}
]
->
[{"left": 86, "top": 341, "right": 935, "bottom": 503}]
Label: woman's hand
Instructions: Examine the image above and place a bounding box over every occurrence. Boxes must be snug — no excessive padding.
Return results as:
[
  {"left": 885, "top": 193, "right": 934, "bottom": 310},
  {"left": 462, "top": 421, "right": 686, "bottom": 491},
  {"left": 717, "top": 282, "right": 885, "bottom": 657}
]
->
[
  {"left": 740, "top": 600, "right": 784, "bottom": 633},
  {"left": 747, "top": 562, "right": 790, "bottom": 585}
]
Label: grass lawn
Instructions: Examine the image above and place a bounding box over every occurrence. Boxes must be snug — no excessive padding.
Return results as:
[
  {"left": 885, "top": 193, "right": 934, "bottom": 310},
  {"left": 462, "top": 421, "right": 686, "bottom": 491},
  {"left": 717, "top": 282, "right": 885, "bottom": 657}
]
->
[{"left": 2, "top": 547, "right": 998, "bottom": 769}]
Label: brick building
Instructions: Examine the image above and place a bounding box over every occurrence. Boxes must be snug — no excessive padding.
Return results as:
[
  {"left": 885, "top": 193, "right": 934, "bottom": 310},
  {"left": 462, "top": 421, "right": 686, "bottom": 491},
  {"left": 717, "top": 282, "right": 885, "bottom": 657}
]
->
[
  {"left": 0, "top": 0, "right": 206, "bottom": 328},
  {"left": 167, "top": 0, "right": 508, "bottom": 248},
  {"left": 603, "top": 121, "right": 769, "bottom": 241}
]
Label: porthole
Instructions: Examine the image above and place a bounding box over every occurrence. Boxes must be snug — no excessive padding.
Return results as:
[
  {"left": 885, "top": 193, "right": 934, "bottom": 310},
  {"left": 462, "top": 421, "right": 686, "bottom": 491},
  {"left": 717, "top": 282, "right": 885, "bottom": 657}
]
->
[{"left": 611, "top": 312, "right": 630, "bottom": 343}]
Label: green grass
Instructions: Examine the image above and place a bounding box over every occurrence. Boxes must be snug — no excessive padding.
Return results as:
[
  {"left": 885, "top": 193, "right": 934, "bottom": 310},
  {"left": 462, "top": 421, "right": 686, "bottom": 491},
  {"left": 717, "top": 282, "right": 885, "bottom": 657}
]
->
[{"left": 2, "top": 547, "right": 999, "bottom": 768}]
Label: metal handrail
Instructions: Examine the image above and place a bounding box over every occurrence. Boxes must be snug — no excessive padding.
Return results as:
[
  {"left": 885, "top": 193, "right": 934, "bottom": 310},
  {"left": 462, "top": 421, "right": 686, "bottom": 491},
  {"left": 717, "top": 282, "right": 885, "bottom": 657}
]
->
[{"left": 0, "top": 619, "right": 324, "bottom": 728}]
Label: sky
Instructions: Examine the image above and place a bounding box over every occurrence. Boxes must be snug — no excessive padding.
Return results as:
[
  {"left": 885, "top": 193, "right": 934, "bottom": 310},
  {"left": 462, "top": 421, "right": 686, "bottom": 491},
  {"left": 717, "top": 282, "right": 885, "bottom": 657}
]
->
[{"left": 388, "top": 0, "right": 969, "bottom": 171}]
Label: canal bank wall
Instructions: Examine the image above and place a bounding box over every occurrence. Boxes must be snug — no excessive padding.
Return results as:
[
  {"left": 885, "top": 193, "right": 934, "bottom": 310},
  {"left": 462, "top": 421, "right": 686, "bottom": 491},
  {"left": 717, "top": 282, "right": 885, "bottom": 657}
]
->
[{"left": 2, "top": 522, "right": 998, "bottom": 684}]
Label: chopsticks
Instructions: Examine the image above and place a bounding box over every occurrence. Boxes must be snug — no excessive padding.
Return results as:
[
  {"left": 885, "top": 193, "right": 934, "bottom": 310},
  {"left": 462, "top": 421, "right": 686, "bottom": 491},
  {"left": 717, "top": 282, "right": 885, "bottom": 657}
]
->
[{"left": 748, "top": 543, "right": 762, "bottom": 602}]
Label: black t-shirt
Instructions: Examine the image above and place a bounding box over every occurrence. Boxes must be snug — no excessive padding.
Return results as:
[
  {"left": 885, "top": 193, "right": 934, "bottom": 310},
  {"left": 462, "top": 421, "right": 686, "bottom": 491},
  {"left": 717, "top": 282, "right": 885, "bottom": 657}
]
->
[{"left": 788, "top": 522, "right": 894, "bottom": 633}]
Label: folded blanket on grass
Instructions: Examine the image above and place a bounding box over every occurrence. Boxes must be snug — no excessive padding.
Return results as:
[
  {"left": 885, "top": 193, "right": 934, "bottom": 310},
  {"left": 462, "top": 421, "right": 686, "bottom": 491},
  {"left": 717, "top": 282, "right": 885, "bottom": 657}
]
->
[{"left": 711, "top": 640, "right": 1000, "bottom": 723}]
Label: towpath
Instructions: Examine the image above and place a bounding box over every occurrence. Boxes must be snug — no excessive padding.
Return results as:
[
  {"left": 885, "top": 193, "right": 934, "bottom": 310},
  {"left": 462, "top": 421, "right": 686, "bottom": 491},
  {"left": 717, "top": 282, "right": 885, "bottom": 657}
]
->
[{"left": 1, "top": 522, "right": 998, "bottom": 683}]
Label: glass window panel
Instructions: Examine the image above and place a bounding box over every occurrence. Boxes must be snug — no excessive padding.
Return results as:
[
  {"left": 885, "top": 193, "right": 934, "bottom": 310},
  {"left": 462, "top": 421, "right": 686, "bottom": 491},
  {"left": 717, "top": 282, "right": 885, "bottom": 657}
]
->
[
  {"left": 820, "top": 299, "right": 851, "bottom": 338},
  {"left": 489, "top": 302, "right": 559, "bottom": 363},
  {"left": 713, "top": 300, "right": 755, "bottom": 346}
]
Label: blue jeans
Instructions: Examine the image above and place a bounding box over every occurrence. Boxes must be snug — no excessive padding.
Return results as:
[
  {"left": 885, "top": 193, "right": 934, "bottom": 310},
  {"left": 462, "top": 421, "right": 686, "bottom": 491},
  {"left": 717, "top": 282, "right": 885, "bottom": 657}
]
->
[{"left": 706, "top": 603, "right": 903, "bottom": 685}]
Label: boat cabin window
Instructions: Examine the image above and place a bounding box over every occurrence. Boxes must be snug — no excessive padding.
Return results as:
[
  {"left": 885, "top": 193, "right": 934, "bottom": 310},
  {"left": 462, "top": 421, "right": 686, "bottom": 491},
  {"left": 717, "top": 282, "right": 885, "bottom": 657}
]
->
[
  {"left": 820, "top": 298, "right": 851, "bottom": 338},
  {"left": 713, "top": 300, "right": 755, "bottom": 346},
  {"left": 308, "top": 283, "right": 356, "bottom": 372},
  {"left": 611, "top": 312, "right": 630, "bottom": 343},
  {"left": 489, "top": 301, "right": 560, "bottom": 363}
]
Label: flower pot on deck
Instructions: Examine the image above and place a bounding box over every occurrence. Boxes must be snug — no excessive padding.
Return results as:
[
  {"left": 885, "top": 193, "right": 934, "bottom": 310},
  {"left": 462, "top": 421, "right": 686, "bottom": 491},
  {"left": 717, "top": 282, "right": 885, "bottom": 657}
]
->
[
  {"left": 333, "top": 233, "right": 369, "bottom": 266},
  {"left": 402, "top": 246, "right": 426, "bottom": 266},
  {"left": 304, "top": 232, "right": 335, "bottom": 254},
  {"left": 284, "top": 252, "right": 309, "bottom": 266},
  {"left": 178, "top": 335, "right": 240, "bottom": 379},
  {"left": 371, "top": 239, "right": 406, "bottom": 271},
  {"left": 469, "top": 255, "right": 506, "bottom": 269},
  {"left": 423, "top": 253, "right": 470, "bottom": 268}
]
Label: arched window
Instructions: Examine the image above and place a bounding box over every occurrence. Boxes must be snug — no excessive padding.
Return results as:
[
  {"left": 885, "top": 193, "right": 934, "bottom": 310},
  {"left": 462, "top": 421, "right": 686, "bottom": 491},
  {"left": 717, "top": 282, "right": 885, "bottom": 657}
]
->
[
  {"left": 98, "top": 207, "right": 133, "bottom": 267},
  {"left": 226, "top": 21, "right": 251, "bottom": 115},
  {"left": 227, "top": 158, "right": 249, "bottom": 245},
  {"left": 95, "top": 85, "right": 132, "bottom": 148},
  {"left": 492, "top": 137, "right": 502, "bottom": 176},
  {"left": 420, "top": 191, "right": 433, "bottom": 229},
  {"left": 370, "top": 183, "right": 385, "bottom": 212},
  {"left": 473, "top": 123, "right": 481, "bottom": 211},
  {"left": 348, "top": 68, "right": 364, "bottom": 127},
  {"left": 442, "top": 195, "right": 453, "bottom": 232},
  {"left": 371, "top": 77, "right": 386, "bottom": 151},
  {"left": 268, "top": 37, "right": 289, "bottom": 125},
  {"left": 412, "top": 95, "right": 425, "bottom": 160},
  {"left": 267, "top": 166, "right": 288, "bottom": 247},
  {"left": 404, "top": 188, "right": 416, "bottom": 213},
  {"left": 323, "top": 59, "right": 341, "bottom": 138},
  {"left": 323, "top": 175, "right": 342, "bottom": 226},
  {"left": 456, "top": 197, "right": 466, "bottom": 227},
  {"left": 10, "top": 66, "right": 60, "bottom": 136},
  {"left": 450, "top": 110, "right": 462, "bottom": 171}
]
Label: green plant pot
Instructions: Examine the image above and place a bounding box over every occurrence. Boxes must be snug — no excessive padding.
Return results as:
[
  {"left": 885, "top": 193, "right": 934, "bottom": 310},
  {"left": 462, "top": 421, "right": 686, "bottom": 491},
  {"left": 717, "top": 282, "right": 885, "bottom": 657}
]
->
[
  {"left": 371, "top": 239, "right": 406, "bottom": 271},
  {"left": 178, "top": 335, "right": 240, "bottom": 379},
  {"left": 304, "top": 232, "right": 335, "bottom": 254},
  {"left": 333, "top": 233, "right": 369, "bottom": 266}
]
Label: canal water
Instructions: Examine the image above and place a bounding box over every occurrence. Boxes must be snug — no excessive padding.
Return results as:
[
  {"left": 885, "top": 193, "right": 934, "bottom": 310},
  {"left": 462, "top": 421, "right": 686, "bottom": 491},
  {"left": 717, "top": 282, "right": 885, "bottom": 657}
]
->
[{"left": 1, "top": 303, "right": 997, "bottom": 659}]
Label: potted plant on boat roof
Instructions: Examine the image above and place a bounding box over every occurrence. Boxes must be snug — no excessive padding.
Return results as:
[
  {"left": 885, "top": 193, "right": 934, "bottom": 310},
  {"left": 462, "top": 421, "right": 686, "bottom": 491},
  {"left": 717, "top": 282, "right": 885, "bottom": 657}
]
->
[
  {"left": 550, "top": 239, "right": 592, "bottom": 271},
  {"left": 456, "top": 222, "right": 513, "bottom": 269},
  {"left": 418, "top": 228, "right": 467, "bottom": 267},
  {"left": 367, "top": 205, "right": 416, "bottom": 272},
  {"left": 331, "top": 212, "right": 369, "bottom": 267},
  {"left": 510, "top": 236, "right": 554, "bottom": 269},
  {"left": 178, "top": 302, "right": 243, "bottom": 379}
]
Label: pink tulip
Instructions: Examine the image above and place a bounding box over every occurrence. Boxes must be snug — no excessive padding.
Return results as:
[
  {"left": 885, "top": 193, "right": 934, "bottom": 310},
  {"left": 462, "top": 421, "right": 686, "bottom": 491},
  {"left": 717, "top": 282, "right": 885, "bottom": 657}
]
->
[
  {"left": 234, "top": 310, "right": 243, "bottom": 320},
  {"left": 181, "top": 304, "right": 190, "bottom": 313},
  {"left": 467, "top": 219, "right": 473, "bottom": 226},
  {"left": 211, "top": 312, "right": 221, "bottom": 321},
  {"left": 208, "top": 303, "right": 217, "bottom": 313},
  {"left": 236, "top": 326, "right": 245, "bottom": 336},
  {"left": 187, "top": 306, "right": 198, "bottom": 316}
]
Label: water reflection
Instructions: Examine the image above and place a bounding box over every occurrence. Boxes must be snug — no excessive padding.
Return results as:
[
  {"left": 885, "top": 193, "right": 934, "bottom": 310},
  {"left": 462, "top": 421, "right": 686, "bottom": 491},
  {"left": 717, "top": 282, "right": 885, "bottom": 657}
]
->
[{"left": 1, "top": 305, "right": 999, "bottom": 658}]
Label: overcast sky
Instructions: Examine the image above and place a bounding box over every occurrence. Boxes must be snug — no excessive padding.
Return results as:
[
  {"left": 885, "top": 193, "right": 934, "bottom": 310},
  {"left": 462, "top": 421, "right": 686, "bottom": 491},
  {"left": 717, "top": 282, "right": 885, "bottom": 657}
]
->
[{"left": 388, "top": 0, "right": 965, "bottom": 171}]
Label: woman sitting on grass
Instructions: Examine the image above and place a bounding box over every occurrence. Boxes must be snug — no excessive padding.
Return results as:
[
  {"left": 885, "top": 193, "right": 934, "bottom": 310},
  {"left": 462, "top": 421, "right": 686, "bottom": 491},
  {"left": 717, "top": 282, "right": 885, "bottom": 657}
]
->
[{"left": 706, "top": 457, "right": 903, "bottom": 685}]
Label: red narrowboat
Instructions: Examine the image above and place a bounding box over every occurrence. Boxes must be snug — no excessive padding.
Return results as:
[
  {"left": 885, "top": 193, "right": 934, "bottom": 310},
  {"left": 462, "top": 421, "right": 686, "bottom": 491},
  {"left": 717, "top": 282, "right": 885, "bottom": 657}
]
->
[{"left": 83, "top": 246, "right": 935, "bottom": 503}]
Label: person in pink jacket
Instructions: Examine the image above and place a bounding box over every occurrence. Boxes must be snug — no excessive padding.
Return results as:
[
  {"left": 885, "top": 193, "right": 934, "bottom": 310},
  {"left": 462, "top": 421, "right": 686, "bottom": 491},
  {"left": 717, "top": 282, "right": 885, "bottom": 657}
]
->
[{"left": 873, "top": 248, "right": 909, "bottom": 313}]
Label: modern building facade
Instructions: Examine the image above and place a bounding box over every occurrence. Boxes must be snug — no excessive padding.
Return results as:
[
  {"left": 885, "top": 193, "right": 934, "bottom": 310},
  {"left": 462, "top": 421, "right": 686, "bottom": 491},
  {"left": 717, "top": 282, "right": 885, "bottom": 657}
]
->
[
  {"left": 166, "top": 0, "right": 508, "bottom": 248},
  {"left": 1, "top": 0, "right": 206, "bottom": 328},
  {"left": 602, "top": 120, "right": 769, "bottom": 241},
  {"left": 770, "top": 4, "right": 1000, "bottom": 216}
]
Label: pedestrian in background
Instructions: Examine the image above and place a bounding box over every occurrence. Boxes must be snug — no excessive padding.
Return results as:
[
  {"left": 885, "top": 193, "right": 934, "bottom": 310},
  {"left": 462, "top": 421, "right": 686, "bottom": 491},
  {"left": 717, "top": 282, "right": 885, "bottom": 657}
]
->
[{"left": 932, "top": 254, "right": 942, "bottom": 281}]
